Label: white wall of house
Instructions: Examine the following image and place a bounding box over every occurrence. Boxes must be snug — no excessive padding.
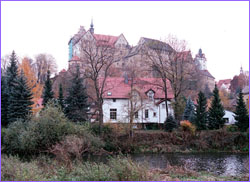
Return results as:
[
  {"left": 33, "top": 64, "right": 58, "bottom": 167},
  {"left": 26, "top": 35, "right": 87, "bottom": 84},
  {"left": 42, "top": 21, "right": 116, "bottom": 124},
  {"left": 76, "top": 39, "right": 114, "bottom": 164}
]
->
[
  {"left": 102, "top": 98, "right": 174, "bottom": 124},
  {"left": 224, "top": 110, "right": 236, "bottom": 125}
]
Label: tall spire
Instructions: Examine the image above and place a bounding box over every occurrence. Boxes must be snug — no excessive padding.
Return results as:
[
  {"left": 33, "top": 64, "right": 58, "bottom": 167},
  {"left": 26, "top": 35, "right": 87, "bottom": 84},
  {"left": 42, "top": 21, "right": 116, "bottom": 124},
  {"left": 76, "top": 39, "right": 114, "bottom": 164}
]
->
[
  {"left": 240, "top": 65, "right": 243, "bottom": 74},
  {"left": 90, "top": 18, "right": 94, "bottom": 34}
]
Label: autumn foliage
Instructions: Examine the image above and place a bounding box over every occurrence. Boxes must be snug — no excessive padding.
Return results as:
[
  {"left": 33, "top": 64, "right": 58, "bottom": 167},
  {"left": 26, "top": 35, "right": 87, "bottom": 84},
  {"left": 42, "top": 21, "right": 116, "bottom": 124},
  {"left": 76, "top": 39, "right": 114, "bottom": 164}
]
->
[{"left": 180, "top": 120, "right": 196, "bottom": 135}]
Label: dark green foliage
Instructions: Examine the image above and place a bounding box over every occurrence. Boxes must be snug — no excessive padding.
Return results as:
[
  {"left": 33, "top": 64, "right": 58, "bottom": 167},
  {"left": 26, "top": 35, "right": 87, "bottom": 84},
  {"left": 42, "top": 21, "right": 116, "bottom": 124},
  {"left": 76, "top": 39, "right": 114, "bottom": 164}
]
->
[
  {"left": 164, "top": 115, "right": 177, "bottom": 132},
  {"left": 208, "top": 85, "right": 225, "bottom": 129},
  {"left": 7, "top": 71, "right": 33, "bottom": 123},
  {"left": 58, "top": 83, "right": 64, "bottom": 109},
  {"left": 2, "top": 103, "right": 101, "bottom": 155},
  {"left": 183, "top": 97, "right": 195, "bottom": 122},
  {"left": 42, "top": 70, "right": 54, "bottom": 106},
  {"left": 234, "top": 89, "right": 249, "bottom": 132},
  {"left": 172, "top": 96, "right": 186, "bottom": 121},
  {"left": 65, "top": 66, "right": 89, "bottom": 122},
  {"left": 1, "top": 75, "right": 9, "bottom": 126},
  {"left": 194, "top": 91, "right": 208, "bottom": 130},
  {"left": 6, "top": 51, "right": 19, "bottom": 89}
]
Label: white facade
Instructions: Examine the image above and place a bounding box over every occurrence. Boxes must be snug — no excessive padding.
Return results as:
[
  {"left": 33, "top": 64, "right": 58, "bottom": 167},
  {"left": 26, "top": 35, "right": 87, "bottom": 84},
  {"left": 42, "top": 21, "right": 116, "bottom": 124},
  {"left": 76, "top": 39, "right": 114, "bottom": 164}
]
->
[
  {"left": 223, "top": 110, "right": 236, "bottom": 125},
  {"left": 102, "top": 98, "right": 174, "bottom": 124}
]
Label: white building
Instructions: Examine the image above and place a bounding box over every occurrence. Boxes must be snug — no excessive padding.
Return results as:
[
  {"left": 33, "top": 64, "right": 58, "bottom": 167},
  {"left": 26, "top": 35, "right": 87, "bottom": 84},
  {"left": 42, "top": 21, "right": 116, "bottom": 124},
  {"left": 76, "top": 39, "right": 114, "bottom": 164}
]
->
[
  {"left": 101, "top": 77, "right": 174, "bottom": 124},
  {"left": 223, "top": 110, "right": 236, "bottom": 125}
]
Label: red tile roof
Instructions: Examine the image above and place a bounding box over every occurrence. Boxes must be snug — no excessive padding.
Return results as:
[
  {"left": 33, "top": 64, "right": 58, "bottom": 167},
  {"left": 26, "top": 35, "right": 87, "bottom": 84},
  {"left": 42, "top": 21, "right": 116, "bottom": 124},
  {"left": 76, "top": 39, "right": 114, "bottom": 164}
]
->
[
  {"left": 60, "top": 69, "right": 67, "bottom": 73},
  {"left": 71, "top": 56, "right": 80, "bottom": 61},
  {"left": 217, "top": 79, "right": 231, "bottom": 88},
  {"left": 101, "top": 77, "right": 174, "bottom": 99},
  {"left": 93, "top": 34, "right": 119, "bottom": 47}
]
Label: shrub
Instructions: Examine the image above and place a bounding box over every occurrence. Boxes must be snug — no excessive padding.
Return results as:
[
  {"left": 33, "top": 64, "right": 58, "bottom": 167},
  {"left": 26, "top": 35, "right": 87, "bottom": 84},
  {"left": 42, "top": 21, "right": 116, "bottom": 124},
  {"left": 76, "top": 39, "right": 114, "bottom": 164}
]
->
[
  {"left": 164, "top": 115, "right": 177, "bottom": 132},
  {"left": 180, "top": 120, "right": 196, "bottom": 135},
  {"left": 2, "top": 103, "right": 104, "bottom": 156},
  {"left": 225, "top": 125, "right": 239, "bottom": 132}
]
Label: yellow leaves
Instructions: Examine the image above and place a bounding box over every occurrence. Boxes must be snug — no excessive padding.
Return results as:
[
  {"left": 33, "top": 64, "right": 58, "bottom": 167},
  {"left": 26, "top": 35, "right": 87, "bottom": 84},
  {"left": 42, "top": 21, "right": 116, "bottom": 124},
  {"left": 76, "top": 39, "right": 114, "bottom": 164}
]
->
[{"left": 19, "top": 57, "right": 44, "bottom": 113}]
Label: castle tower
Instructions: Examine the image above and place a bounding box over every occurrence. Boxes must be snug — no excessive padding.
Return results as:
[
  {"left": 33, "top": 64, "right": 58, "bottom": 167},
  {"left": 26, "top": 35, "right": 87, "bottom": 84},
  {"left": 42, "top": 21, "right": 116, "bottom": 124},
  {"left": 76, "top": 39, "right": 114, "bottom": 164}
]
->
[
  {"left": 195, "top": 48, "right": 207, "bottom": 70},
  {"left": 90, "top": 19, "right": 94, "bottom": 34}
]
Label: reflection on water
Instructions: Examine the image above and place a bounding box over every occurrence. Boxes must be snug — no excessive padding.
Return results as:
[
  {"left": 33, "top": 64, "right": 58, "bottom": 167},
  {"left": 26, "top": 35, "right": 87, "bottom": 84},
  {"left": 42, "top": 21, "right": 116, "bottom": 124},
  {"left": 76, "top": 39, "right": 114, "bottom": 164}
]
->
[{"left": 131, "top": 153, "right": 249, "bottom": 176}]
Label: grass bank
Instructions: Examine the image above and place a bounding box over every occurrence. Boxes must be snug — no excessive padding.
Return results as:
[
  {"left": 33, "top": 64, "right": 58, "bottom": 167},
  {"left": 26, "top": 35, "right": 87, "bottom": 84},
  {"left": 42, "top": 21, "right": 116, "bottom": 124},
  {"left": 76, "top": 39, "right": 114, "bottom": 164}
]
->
[{"left": 1, "top": 154, "right": 248, "bottom": 181}]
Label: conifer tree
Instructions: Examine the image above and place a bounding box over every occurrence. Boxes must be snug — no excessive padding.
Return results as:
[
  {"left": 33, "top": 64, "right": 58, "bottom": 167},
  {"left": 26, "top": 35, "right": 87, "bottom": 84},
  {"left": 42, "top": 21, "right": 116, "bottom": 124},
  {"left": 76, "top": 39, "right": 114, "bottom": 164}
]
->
[
  {"left": 194, "top": 91, "right": 208, "bottom": 130},
  {"left": 208, "top": 85, "right": 225, "bottom": 129},
  {"left": 65, "top": 66, "right": 89, "bottom": 122},
  {"left": 234, "top": 89, "right": 249, "bottom": 132},
  {"left": 183, "top": 97, "right": 195, "bottom": 122},
  {"left": 42, "top": 70, "right": 54, "bottom": 106},
  {"left": 58, "top": 83, "right": 64, "bottom": 109},
  {"left": 1, "top": 75, "right": 9, "bottom": 126},
  {"left": 8, "top": 71, "right": 34, "bottom": 122},
  {"left": 3, "top": 51, "right": 19, "bottom": 125}
]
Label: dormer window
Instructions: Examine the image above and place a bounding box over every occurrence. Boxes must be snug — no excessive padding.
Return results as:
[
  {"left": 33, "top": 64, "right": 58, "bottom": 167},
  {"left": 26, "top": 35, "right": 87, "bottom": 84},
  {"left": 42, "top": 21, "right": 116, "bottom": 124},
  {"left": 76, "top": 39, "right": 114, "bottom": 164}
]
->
[
  {"left": 147, "top": 90, "right": 154, "bottom": 101},
  {"left": 107, "top": 92, "right": 112, "bottom": 96}
]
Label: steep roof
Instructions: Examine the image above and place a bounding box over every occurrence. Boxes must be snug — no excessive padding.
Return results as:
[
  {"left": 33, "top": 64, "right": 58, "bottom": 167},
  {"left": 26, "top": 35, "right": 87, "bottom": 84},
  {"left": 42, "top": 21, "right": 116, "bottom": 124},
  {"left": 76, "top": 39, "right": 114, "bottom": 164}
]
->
[
  {"left": 217, "top": 79, "right": 231, "bottom": 88},
  {"left": 200, "top": 70, "right": 215, "bottom": 79},
  {"left": 141, "top": 37, "right": 174, "bottom": 52},
  {"left": 101, "top": 77, "right": 174, "bottom": 99},
  {"left": 93, "top": 34, "right": 119, "bottom": 47}
]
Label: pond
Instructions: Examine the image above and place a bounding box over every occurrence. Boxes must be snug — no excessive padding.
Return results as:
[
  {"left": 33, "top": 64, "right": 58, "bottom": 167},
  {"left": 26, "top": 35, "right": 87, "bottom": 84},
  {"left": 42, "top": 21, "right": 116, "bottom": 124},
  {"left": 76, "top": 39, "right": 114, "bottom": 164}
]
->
[
  {"left": 84, "top": 152, "right": 249, "bottom": 177},
  {"left": 131, "top": 153, "right": 249, "bottom": 177}
]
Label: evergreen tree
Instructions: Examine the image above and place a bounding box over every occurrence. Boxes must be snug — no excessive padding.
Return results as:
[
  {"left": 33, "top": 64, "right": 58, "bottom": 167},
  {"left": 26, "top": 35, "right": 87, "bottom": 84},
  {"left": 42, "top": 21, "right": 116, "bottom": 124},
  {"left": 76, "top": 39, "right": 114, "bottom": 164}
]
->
[
  {"left": 208, "top": 85, "right": 225, "bottom": 129},
  {"left": 8, "top": 71, "right": 34, "bottom": 122},
  {"left": 234, "top": 89, "right": 249, "bottom": 132},
  {"left": 65, "top": 66, "right": 89, "bottom": 122},
  {"left": 182, "top": 97, "right": 195, "bottom": 122},
  {"left": 58, "top": 83, "right": 64, "bottom": 109},
  {"left": 42, "top": 70, "right": 54, "bottom": 106},
  {"left": 3, "top": 51, "right": 19, "bottom": 125},
  {"left": 1, "top": 75, "right": 9, "bottom": 126},
  {"left": 164, "top": 115, "right": 177, "bottom": 132},
  {"left": 6, "top": 51, "right": 19, "bottom": 89},
  {"left": 194, "top": 91, "right": 208, "bottom": 130}
]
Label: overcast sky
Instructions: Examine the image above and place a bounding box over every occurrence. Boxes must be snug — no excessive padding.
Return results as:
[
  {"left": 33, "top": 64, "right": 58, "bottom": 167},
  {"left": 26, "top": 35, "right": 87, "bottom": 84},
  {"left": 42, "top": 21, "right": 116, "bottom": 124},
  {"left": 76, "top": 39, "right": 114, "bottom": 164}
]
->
[{"left": 1, "top": 1, "right": 249, "bottom": 81}]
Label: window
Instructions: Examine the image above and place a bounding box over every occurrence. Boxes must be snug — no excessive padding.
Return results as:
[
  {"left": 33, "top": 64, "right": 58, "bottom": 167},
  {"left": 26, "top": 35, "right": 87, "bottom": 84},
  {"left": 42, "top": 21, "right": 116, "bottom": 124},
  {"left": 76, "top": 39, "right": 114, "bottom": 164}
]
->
[
  {"left": 145, "top": 109, "right": 149, "bottom": 119},
  {"left": 147, "top": 90, "right": 154, "bottom": 100},
  {"left": 110, "top": 109, "right": 117, "bottom": 120},
  {"left": 153, "top": 112, "right": 157, "bottom": 117},
  {"left": 113, "top": 99, "right": 116, "bottom": 102},
  {"left": 162, "top": 104, "right": 166, "bottom": 109},
  {"left": 224, "top": 118, "right": 229, "bottom": 123},
  {"left": 107, "top": 92, "right": 112, "bottom": 96},
  {"left": 135, "top": 111, "right": 138, "bottom": 119}
]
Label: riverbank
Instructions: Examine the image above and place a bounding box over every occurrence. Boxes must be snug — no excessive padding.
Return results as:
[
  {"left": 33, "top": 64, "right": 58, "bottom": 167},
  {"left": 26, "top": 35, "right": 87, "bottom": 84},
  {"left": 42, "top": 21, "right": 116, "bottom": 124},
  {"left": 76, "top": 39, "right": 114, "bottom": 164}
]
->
[
  {"left": 1, "top": 154, "right": 248, "bottom": 181},
  {"left": 98, "top": 126, "right": 249, "bottom": 154}
]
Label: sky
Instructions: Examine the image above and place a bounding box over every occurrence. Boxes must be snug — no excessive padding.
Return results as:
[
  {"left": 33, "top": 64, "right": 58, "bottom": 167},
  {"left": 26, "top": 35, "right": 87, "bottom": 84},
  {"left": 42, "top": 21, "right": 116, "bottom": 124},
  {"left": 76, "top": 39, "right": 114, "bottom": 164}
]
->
[{"left": 1, "top": 1, "right": 249, "bottom": 81}]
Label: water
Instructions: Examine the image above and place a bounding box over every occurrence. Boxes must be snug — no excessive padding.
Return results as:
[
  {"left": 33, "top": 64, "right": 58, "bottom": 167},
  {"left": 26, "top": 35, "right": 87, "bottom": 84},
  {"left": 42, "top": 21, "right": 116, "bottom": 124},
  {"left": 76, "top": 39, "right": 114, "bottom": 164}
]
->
[
  {"left": 131, "top": 153, "right": 249, "bottom": 177},
  {"left": 84, "top": 152, "right": 249, "bottom": 177}
]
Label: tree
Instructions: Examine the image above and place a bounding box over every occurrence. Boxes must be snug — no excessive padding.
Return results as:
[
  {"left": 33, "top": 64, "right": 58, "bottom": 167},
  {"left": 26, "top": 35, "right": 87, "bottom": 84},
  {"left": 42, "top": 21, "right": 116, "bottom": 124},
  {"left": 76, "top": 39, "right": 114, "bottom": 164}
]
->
[
  {"left": 182, "top": 97, "right": 195, "bottom": 122},
  {"left": 172, "top": 96, "right": 186, "bottom": 121},
  {"left": 208, "top": 85, "right": 225, "bottom": 129},
  {"left": 34, "top": 54, "right": 57, "bottom": 84},
  {"left": 194, "top": 91, "right": 208, "bottom": 130},
  {"left": 58, "top": 83, "right": 64, "bottom": 109},
  {"left": 144, "top": 35, "right": 197, "bottom": 120},
  {"left": 234, "top": 89, "right": 249, "bottom": 132},
  {"left": 65, "top": 65, "right": 89, "bottom": 122},
  {"left": 3, "top": 51, "right": 19, "bottom": 125},
  {"left": 19, "top": 57, "right": 43, "bottom": 99},
  {"left": 42, "top": 70, "right": 54, "bottom": 106},
  {"left": 8, "top": 71, "right": 34, "bottom": 123},
  {"left": 1, "top": 75, "right": 9, "bottom": 126},
  {"left": 164, "top": 115, "right": 177, "bottom": 132},
  {"left": 78, "top": 37, "right": 121, "bottom": 128}
]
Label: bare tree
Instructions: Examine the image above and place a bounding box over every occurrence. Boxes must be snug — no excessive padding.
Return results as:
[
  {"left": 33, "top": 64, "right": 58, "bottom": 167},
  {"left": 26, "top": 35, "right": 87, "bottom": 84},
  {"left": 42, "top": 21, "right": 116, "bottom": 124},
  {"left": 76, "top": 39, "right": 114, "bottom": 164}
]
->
[
  {"left": 78, "top": 38, "right": 121, "bottom": 130},
  {"left": 34, "top": 54, "right": 57, "bottom": 84},
  {"left": 144, "top": 35, "right": 197, "bottom": 120}
]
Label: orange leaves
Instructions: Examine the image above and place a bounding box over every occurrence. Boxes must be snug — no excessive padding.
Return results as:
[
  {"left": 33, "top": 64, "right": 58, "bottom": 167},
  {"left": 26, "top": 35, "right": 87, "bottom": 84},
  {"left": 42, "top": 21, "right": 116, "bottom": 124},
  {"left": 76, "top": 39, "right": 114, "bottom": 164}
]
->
[{"left": 180, "top": 120, "right": 196, "bottom": 135}]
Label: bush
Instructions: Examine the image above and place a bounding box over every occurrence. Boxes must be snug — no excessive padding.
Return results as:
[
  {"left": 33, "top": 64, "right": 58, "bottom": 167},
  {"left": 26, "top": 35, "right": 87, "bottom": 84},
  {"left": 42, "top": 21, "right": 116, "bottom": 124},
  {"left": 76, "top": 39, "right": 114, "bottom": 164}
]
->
[
  {"left": 225, "top": 125, "right": 239, "bottom": 132},
  {"left": 164, "top": 115, "right": 177, "bottom": 132},
  {"left": 2, "top": 103, "right": 104, "bottom": 156},
  {"left": 180, "top": 120, "right": 196, "bottom": 135}
]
